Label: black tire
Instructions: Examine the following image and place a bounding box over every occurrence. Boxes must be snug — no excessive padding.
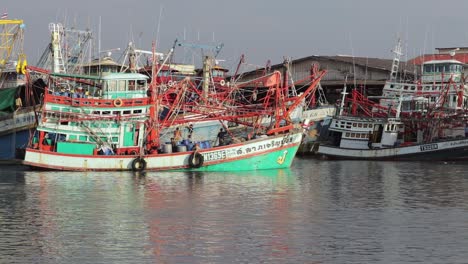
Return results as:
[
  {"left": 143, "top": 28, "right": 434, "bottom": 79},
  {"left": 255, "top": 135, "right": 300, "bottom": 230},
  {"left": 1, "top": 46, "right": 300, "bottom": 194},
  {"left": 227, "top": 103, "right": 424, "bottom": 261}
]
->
[
  {"left": 131, "top": 157, "right": 147, "bottom": 171},
  {"left": 188, "top": 152, "right": 204, "bottom": 168}
]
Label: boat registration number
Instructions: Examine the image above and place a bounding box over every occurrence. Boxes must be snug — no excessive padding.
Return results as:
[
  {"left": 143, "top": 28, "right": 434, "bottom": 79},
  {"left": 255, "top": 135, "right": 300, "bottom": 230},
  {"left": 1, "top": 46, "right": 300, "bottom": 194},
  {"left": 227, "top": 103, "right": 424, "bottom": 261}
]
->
[{"left": 420, "top": 144, "right": 438, "bottom": 152}]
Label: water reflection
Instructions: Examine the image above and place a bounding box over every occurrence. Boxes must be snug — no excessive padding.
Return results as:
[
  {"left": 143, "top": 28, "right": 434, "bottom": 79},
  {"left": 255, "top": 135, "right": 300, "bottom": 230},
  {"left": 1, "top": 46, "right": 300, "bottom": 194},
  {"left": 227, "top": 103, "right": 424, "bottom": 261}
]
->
[{"left": 1, "top": 160, "right": 468, "bottom": 263}]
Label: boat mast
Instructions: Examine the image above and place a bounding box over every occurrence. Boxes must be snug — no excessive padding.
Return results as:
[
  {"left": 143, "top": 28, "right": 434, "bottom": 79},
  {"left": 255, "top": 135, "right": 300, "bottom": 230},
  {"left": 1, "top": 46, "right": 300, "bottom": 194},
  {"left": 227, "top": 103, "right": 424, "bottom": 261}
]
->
[
  {"left": 339, "top": 76, "right": 348, "bottom": 116},
  {"left": 49, "top": 23, "right": 66, "bottom": 73},
  {"left": 389, "top": 38, "right": 402, "bottom": 82}
]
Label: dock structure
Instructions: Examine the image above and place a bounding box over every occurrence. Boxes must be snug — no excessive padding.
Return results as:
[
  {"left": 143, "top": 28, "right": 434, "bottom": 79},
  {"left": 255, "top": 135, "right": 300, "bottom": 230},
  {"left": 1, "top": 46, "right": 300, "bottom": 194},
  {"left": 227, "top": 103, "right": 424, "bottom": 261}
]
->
[{"left": 235, "top": 55, "right": 416, "bottom": 103}]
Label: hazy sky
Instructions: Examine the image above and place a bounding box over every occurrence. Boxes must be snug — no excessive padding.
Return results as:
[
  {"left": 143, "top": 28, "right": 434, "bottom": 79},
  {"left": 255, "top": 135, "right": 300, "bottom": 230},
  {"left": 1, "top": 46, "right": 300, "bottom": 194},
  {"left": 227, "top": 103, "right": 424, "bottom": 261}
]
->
[{"left": 5, "top": 0, "right": 468, "bottom": 70}]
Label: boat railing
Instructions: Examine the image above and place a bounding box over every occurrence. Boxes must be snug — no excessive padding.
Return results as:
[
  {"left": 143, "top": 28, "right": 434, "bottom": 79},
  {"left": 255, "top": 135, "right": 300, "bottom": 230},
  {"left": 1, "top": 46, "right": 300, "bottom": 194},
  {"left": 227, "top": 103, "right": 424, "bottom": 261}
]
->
[{"left": 45, "top": 94, "right": 150, "bottom": 108}]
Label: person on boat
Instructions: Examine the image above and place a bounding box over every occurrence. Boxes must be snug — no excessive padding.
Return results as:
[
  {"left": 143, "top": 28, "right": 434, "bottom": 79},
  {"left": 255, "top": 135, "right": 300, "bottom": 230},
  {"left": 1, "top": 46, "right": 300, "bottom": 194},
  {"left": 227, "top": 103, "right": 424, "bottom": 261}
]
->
[
  {"left": 73, "top": 87, "right": 85, "bottom": 98},
  {"left": 217, "top": 128, "right": 227, "bottom": 146},
  {"left": 56, "top": 87, "right": 67, "bottom": 96},
  {"left": 174, "top": 127, "right": 182, "bottom": 142},
  {"left": 42, "top": 133, "right": 50, "bottom": 145},
  {"left": 99, "top": 145, "right": 114, "bottom": 155},
  {"left": 186, "top": 124, "right": 194, "bottom": 137},
  {"left": 170, "top": 137, "right": 177, "bottom": 152}
]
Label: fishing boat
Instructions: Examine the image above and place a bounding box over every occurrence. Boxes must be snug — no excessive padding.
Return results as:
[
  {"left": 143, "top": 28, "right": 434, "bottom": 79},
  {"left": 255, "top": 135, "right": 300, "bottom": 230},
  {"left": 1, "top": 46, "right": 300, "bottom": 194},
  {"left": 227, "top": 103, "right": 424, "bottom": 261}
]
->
[
  {"left": 0, "top": 18, "right": 40, "bottom": 160},
  {"left": 23, "top": 51, "right": 325, "bottom": 171},
  {"left": 317, "top": 77, "right": 468, "bottom": 160}
]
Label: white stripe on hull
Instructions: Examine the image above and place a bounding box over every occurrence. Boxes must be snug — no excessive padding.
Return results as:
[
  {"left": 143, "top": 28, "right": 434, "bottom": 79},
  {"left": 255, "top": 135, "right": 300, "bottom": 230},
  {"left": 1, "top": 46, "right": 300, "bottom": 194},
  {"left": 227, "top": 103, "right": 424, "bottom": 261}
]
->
[
  {"left": 0, "top": 108, "right": 36, "bottom": 136},
  {"left": 24, "top": 132, "right": 302, "bottom": 171},
  {"left": 318, "top": 138, "right": 468, "bottom": 159}
]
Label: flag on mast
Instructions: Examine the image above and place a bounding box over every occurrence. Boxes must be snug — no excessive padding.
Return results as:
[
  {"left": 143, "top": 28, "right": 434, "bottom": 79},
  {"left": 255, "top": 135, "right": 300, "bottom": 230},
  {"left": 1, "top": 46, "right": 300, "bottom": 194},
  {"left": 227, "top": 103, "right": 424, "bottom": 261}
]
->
[{"left": 1, "top": 12, "right": 7, "bottom": 19}]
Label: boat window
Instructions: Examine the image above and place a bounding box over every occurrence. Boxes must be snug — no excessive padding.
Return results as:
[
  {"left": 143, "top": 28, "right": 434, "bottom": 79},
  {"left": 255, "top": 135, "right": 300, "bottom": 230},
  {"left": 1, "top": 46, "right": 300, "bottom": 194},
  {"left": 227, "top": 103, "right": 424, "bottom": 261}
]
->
[
  {"left": 107, "top": 80, "right": 117, "bottom": 91},
  {"left": 353, "top": 123, "right": 357, "bottom": 127},
  {"left": 133, "top": 109, "right": 142, "bottom": 114},
  {"left": 424, "top": 65, "right": 433, "bottom": 73},
  {"left": 113, "top": 111, "right": 120, "bottom": 115},
  {"left": 102, "top": 111, "right": 111, "bottom": 115},
  {"left": 93, "top": 111, "right": 100, "bottom": 115},
  {"left": 358, "top": 123, "right": 362, "bottom": 128},
  {"left": 136, "top": 80, "right": 146, "bottom": 90},
  {"left": 123, "top": 110, "right": 131, "bottom": 115},
  {"left": 346, "top": 132, "right": 350, "bottom": 137},
  {"left": 445, "top": 65, "right": 450, "bottom": 72},
  {"left": 128, "top": 80, "right": 136, "bottom": 91},
  {"left": 118, "top": 80, "right": 126, "bottom": 91}
]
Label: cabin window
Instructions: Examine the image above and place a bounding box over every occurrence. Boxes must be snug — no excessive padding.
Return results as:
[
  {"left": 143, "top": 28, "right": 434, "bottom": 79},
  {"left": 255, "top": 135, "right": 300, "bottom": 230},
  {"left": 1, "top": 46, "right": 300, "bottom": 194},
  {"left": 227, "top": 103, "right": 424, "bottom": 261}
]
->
[
  {"left": 113, "top": 111, "right": 120, "bottom": 115},
  {"left": 92, "top": 111, "right": 100, "bottom": 115},
  {"left": 112, "top": 137, "right": 119, "bottom": 142},
  {"left": 128, "top": 80, "right": 136, "bottom": 91},
  {"left": 102, "top": 111, "right": 111, "bottom": 115},
  {"left": 352, "top": 123, "right": 357, "bottom": 127},
  {"left": 133, "top": 109, "right": 142, "bottom": 114},
  {"left": 118, "top": 80, "right": 126, "bottom": 91},
  {"left": 79, "top": 135, "right": 87, "bottom": 141},
  {"left": 351, "top": 133, "right": 356, "bottom": 138},
  {"left": 346, "top": 132, "right": 350, "bottom": 137},
  {"left": 136, "top": 80, "right": 146, "bottom": 90},
  {"left": 424, "top": 65, "right": 433, "bottom": 73},
  {"left": 123, "top": 110, "right": 131, "bottom": 115},
  {"left": 358, "top": 123, "right": 363, "bottom": 128},
  {"left": 107, "top": 80, "right": 117, "bottom": 91}
]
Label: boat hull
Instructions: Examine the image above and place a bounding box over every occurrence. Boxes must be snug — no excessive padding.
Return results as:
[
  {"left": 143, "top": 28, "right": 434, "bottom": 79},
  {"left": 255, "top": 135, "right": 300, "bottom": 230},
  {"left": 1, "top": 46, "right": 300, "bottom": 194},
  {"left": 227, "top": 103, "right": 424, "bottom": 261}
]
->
[
  {"left": 24, "top": 132, "right": 302, "bottom": 171},
  {"left": 317, "top": 138, "right": 468, "bottom": 161},
  {"left": 0, "top": 107, "right": 37, "bottom": 159}
]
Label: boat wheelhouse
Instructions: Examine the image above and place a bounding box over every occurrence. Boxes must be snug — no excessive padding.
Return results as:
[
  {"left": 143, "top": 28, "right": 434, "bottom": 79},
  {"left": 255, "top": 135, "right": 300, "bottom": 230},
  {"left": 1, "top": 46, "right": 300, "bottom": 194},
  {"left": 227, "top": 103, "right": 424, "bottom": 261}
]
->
[{"left": 381, "top": 59, "right": 468, "bottom": 111}]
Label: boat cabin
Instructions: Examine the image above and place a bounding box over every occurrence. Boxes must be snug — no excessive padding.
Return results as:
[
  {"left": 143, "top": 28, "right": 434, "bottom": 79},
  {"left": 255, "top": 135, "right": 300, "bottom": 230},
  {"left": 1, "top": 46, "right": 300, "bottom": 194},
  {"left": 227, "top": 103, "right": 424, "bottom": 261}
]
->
[
  {"left": 101, "top": 73, "right": 149, "bottom": 99},
  {"left": 81, "top": 57, "right": 123, "bottom": 76},
  {"left": 326, "top": 116, "right": 405, "bottom": 150},
  {"left": 421, "top": 59, "right": 464, "bottom": 83}
]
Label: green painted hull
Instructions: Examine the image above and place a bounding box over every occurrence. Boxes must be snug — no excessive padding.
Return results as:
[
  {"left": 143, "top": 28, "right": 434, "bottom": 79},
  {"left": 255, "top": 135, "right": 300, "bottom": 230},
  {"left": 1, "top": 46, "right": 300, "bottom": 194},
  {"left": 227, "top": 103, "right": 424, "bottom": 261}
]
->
[{"left": 181, "top": 145, "right": 300, "bottom": 172}]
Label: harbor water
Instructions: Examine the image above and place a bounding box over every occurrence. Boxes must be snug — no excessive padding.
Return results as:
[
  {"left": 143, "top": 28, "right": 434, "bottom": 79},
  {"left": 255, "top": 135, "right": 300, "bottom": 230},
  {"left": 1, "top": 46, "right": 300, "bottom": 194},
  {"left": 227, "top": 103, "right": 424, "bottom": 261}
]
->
[{"left": 1, "top": 157, "right": 468, "bottom": 263}]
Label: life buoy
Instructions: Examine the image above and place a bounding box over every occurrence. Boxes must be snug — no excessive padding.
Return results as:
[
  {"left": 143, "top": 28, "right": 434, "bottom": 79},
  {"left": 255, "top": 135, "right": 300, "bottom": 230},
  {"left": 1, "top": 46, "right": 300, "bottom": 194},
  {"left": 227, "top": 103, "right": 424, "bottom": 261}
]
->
[
  {"left": 114, "top": 98, "right": 123, "bottom": 107},
  {"left": 188, "top": 152, "right": 204, "bottom": 168},
  {"left": 167, "top": 80, "right": 174, "bottom": 87},
  {"left": 220, "top": 80, "right": 226, "bottom": 86},
  {"left": 130, "top": 150, "right": 138, "bottom": 155},
  {"left": 131, "top": 157, "right": 147, "bottom": 171}
]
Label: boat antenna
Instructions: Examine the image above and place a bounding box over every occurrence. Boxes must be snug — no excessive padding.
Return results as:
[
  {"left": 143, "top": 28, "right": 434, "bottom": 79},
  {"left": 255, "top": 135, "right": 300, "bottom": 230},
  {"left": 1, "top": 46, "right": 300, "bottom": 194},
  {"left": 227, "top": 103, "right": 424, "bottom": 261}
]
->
[
  {"left": 339, "top": 75, "right": 348, "bottom": 116},
  {"left": 155, "top": 5, "right": 164, "bottom": 49},
  {"left": 98, "top": 16, "right": 101, "bottom": 76}
]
